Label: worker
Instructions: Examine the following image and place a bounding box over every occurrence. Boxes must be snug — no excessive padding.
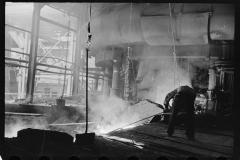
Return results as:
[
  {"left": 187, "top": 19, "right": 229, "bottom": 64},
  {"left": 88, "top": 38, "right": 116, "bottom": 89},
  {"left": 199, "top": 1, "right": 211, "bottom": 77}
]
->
[{"left": 163, "top": 85, "right": 196, "bottom": 141}]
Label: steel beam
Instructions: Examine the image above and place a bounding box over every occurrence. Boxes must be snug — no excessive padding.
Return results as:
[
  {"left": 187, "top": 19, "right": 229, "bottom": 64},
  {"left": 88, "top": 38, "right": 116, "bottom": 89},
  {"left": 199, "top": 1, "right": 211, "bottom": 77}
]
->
[{"left": 25, "top": 3, "right": 44, "bottom": 103}]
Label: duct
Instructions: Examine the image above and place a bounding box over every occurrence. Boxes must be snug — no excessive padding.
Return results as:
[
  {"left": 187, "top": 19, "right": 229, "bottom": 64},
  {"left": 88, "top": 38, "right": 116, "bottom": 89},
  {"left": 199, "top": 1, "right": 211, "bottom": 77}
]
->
[
  {"left": 80, "top": 4, "right": 144, "bottom": 50},
  {"left": 95, "top": 47, "right": 123, "bottom": 68},
  {"left": 141, "top": 3, "right": 212, "bottom": 16},
  {"left": 210, "top": 4, "right": 235, "bottom": 40},
  {"left": 140, "top": 13, "right": 209, "bottom": 46},
  {"left": 131, "top": 44, "right": 211, "bottom": 59},
  {"left": 80, "top": 3, "right": 234, "bottom": 58}
]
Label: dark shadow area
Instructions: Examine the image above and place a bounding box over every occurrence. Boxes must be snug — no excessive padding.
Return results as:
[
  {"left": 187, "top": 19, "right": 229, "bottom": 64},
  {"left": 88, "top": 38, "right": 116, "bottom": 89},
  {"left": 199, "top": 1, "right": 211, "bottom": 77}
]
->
[{"left": 127, "top": 156, "right": 139, "bottom": 160}]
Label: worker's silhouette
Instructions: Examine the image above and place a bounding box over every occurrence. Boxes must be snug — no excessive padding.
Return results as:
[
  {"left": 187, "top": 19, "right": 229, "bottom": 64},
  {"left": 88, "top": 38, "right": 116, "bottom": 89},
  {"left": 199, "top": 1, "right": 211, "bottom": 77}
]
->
[{"left": 163, "top": 85, "right": 196, "bottom": 141}]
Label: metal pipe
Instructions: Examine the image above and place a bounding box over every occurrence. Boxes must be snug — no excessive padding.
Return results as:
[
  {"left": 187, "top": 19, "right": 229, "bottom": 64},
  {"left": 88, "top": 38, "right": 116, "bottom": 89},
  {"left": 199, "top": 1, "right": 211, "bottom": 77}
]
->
[
  {"left": 210, "top": 4, "right": 234, "bottom": 40},
  {"left": 5, "top": 62, "right": 103, "bottom": 79},
  {"left": 39, "top": 16, "right": 77, "bottom": 33},
  {"left": 5, "top": 57, "right": 106, "bottom": 77},
  {"left": 25, "top": 3, "right": 43, "bottom": 103},
  {"left": 5, "top": 49, "right": 29, "bottom": 56},
  {"left": 103, "top": 66, "right": 110, "bottom": 99}
]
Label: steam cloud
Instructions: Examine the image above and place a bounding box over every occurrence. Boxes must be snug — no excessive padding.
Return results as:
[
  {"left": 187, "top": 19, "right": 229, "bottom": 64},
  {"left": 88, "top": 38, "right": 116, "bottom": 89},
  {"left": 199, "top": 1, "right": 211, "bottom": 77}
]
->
[
  {"left": 88, "top": 96, "right": 143, "bottom": 134},
  {"left": 136, "top": 56, "right": 213, "bottom": 104}
]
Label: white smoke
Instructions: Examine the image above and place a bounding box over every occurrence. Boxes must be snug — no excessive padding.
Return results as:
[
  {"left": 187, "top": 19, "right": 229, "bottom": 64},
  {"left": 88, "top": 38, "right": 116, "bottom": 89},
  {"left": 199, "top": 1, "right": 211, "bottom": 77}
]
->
[
  {"left": 88, "top": 97, "right": 141, "bottom": 134},
  {"left": 5, "top": 115, "right": 49, "bottom": 138},
  {"left": 136, "top": 58, "right": 193, "bottom": 104}
]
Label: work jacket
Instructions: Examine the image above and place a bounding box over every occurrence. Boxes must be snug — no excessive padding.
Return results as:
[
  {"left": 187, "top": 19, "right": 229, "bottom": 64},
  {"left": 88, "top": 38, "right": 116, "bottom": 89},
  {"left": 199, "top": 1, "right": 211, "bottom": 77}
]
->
[{"left": 163, "top": 86, "right": 196, "bottom": 107}]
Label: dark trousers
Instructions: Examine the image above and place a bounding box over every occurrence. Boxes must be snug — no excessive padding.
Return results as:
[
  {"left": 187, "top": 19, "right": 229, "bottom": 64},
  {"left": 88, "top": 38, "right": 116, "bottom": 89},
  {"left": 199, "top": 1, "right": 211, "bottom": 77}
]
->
[{"left": 167, "top": 95, "right": 195, "bottom": 137}]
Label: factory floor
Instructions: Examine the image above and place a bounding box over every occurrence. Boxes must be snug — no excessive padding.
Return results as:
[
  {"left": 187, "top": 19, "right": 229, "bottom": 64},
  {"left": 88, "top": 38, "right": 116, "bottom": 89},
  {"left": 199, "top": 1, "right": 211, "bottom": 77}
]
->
[{"left": 4, "top": 119, "right": 234, "bottom": 160}]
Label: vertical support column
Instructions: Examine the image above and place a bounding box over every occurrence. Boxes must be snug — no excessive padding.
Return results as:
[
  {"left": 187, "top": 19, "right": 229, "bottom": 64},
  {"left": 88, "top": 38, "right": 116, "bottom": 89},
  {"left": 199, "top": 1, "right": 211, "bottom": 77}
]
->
[
  {"left": 67, "top": 31, "right": 74, "bottom": 96},
  {"left": 101, "top": 76, "right": 104, "bottom": 93},
  {"left": 17, "top": 59, "right": 22, "bottom": 99},
  {"left": 70, "top": 32, "right": 76, "bottom": 95},
  {"left": 21, "top": 31, "right": 29, "bottom": 99},
  {"left": 72, "top": 4, "right": 86, "bottom": 95},
  {"left": 80, "top": 50, "right": 85, "bottom": 93},
  {"left": 103, "top": 66, "right": 110, "bottom": 99},
  {"left": 72, "top": 19, "right": 81, "bottom": 95},
  {"left": 25, "top": 3, "right": 43, "bottom": 103},
  {"left": 110, "top": 58, "right": 121, "bottom": 98}
]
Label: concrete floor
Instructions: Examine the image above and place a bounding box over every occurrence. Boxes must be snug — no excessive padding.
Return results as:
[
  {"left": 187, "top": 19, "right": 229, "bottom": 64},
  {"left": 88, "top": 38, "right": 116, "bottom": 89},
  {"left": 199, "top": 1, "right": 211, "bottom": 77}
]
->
[{"left": 4, "top": 121, "right": 233, "bottom": 159}]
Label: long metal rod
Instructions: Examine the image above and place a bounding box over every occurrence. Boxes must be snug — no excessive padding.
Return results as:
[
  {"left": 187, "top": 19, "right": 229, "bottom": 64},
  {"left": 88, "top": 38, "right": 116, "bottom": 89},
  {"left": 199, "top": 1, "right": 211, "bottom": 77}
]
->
[
  {"left": 5, "top": 23, "right": 31, "bottom": 33},
  {"left": 49, "top": 122, "right": 94, "bottom": 126},
  {"left": 85, "top": 48, "right": 89, "bottom": 133},
  {"left": 107, "top": 112, "right": 166, "bottom": 134},
  {"left": 39, "top": 16, "right": 77, "bottom": 33}
]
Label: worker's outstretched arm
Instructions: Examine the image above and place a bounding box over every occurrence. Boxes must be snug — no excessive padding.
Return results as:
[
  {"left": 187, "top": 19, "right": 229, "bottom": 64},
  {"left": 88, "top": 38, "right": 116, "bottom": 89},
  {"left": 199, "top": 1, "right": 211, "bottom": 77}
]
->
[
  {"left": 146, "top": 99, "right": 164, "bottom": 110},
  {"left": 163, "top": 89, "right": 177, "bottom": 110}
]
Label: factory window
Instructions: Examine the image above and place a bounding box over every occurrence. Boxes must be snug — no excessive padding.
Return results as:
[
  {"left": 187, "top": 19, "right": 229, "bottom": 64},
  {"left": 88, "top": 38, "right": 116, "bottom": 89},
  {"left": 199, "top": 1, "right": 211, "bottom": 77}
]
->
[{"left": 52, "top": 92, "right": 57, "bottom": 97}]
